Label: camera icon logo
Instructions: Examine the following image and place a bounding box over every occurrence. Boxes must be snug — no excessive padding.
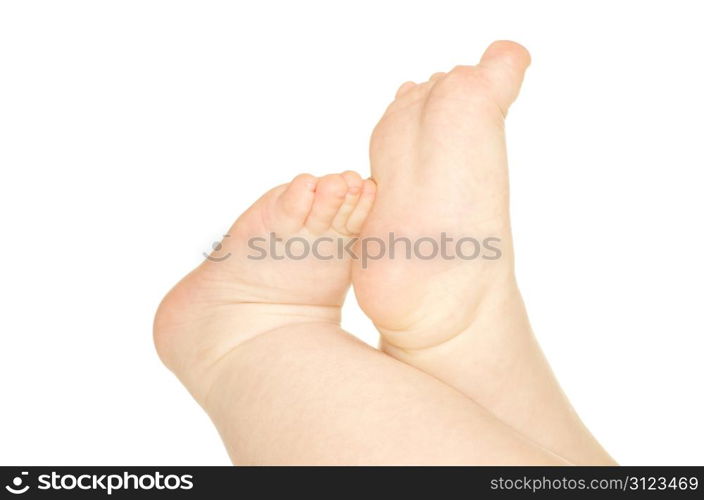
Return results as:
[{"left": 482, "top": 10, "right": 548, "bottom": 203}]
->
[{"left": 5, "top": 471, "right": 30, "bottom": 495}]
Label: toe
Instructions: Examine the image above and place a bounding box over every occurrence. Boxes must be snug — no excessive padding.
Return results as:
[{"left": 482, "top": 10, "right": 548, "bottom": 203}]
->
[
  {"left": 479, "top": 40, "right": 531, "bottom": 72},
  {"left": 395, "top": 81, "right": 416, "bottom": 98},
  {"left": 428, "top": 72, "right": 446, "bottom": 83},
  {"left": 305, "top": 174, "right": 349, "bottom": 234},
  {"left": 345, "top": 178, "right": 376, "bottom": 235},
  {"left": 332, "top": 171, "right": 364, "bottom": 235},
  {"left": 384, "top": 81, "right": 432, "bottom": 117},
  {"left": 275, "top": 173, "right": 318, "bottom": 233},
  {"left": 478, "top": 40, "right": 531, "bottom": 115}
]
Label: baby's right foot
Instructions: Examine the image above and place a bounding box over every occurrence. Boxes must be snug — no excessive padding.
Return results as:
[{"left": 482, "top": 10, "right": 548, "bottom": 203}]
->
[
  {"left": 353, "top": 41, "right": 614, "bottom": 464},
  {"left": 154, "top": 171, "right": 375, "bottom": 401},
  {"left": 353, "top": 41, "right": 529, "bottom": 347}
]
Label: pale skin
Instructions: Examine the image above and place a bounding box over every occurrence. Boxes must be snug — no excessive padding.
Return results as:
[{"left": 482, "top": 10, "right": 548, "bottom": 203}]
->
[{"left": 154, "top": 41, "right": 613, "bottom": 465}]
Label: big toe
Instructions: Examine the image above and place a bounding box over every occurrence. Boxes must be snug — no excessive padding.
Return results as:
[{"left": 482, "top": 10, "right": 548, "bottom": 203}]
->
[
  {"left": 274, "top": 173, "right": 319, "bottom": 234},
  {"left": 478, "top": 40, "right": 531, "bottom": 115}
]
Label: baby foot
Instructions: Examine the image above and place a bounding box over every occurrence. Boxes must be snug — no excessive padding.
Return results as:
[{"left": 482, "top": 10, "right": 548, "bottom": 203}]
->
[
  {"left": 154, "top": 171, "right": 376, "bottom": 399},
  {"left": 353, "top": 41, "right": 613, "bottom": 464},
  {"left": 353, "top": 41, "right": 530, "bottom": 348}
]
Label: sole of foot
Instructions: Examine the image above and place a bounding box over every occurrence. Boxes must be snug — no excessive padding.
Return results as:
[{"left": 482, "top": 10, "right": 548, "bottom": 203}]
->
[
  {"left": 154, "top": 171, "right": 376, "bottom": 400},
  {"left": 353, "top": 40, "right": 530, "bottom": 349}
]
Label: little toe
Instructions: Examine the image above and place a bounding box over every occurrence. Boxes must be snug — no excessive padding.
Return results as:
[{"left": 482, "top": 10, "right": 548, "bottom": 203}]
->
[
  {"left": 395, "top": 81, "right": 416, "bottom": 98},
  {"left": 345, "top": 178, "right": 377, "bottom": 235},
  {"left": 332, "top": 171, "right": 364, "bottom": 235},
  {"left": 429, "top": 72, "right": 446, "bottom": 83},
  {"left": 305, "top": 174, "right": 349, "bottom": 234},
  {"left": 384, "top": 81, "right": 432, "bottom": 117}
]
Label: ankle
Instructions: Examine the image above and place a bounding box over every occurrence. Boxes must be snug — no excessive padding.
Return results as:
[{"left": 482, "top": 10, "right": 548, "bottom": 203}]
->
[
  {"left": 154, "top": 270, "right": 342, "bottom": 377},
  {"left": 377, "top": 271, "right": 524, "bottom": 351}
]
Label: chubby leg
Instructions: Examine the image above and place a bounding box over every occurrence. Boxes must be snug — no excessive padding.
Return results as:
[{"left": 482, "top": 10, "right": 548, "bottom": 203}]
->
[{"left": 202, "top": 322, "right": 568, "bottom": 465}]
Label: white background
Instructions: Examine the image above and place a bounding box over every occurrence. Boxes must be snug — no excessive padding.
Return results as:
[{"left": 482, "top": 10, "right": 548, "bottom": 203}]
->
[{"left": 1, "top": 1, "right": 702, "bottom": 465}]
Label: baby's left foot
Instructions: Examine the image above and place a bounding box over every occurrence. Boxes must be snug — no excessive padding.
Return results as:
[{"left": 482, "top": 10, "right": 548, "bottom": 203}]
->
[{"left": 154, "top": 171, "right": 375, "bottom": 400}]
